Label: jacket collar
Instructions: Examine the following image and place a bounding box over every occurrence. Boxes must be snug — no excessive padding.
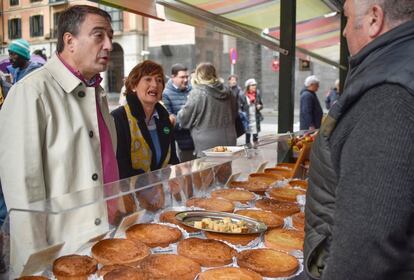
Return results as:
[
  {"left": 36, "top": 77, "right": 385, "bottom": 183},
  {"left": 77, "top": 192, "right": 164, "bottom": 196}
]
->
[
  {"left": 328, "top": 20, "right": 414, "bottom": 125},
  {"left": 125, "top": 93, "right": 172, "bottom": 170},
  {"left": 44, "top": 54, "right": 105, "bottom": 95}
]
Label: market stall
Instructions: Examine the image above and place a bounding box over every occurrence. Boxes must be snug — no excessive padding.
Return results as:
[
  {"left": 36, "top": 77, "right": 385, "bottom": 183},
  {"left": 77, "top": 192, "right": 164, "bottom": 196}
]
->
[{"left": 2, "top": 134, "right": 311, "bottom": 279}]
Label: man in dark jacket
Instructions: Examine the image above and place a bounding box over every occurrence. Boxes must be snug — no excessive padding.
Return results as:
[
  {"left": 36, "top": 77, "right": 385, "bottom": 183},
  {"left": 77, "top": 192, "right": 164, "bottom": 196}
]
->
[
  {"left": 7, "top": 39, "right": 42, "bottom": 84},
  {"left": 162, "top": 63, "right": 195, "bottom": 162},
  {"left": 324, "top": 79, "right": 340, "bottom": 110},
  {"left": 299, "top": 75, "right": 323, "bottom": 130},
  {"left": 303, "top": 1, "right": 414, "bottom": 280}
]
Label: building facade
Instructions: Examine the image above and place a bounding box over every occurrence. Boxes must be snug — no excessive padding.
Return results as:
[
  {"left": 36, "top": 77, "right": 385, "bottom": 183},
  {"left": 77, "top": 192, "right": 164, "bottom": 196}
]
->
[{"left": 0, "top": 0, "right": 148, "bottom": 93}]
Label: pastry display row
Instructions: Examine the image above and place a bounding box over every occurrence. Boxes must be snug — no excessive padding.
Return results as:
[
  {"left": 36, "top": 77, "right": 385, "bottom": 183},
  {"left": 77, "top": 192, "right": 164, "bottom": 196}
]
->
[{"left": 4, "top": 134, "right": 310, "bottom": 279}]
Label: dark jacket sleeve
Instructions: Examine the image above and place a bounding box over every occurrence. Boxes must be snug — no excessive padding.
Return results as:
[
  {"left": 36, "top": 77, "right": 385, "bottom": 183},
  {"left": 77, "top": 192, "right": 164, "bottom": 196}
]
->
[
  {"left": 322, "top": 85, "right": 414, "bottom": 280},
  {"left": 111, "top": 107, "right": 145, "bottom": 179}
]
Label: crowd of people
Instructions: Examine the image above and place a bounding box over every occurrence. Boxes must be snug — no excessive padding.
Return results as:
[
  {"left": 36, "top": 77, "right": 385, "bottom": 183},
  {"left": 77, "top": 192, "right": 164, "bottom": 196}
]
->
[{"left": 1, "top": 0, "right": 413, "bottom": 278}]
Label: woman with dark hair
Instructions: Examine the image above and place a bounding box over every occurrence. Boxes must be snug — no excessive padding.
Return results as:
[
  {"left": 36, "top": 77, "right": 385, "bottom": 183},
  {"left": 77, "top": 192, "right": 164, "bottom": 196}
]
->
[
  {"left": 177, "top": 62, "right": 238, "bottom": 157},
  {"left": 111, "top": 60, "right": 179, "bottom": 179}
]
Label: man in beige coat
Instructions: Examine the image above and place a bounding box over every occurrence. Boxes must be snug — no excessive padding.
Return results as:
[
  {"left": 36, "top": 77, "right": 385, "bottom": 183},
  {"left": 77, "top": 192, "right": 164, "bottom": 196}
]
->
[{"left": 0, "top": 5, "right": 117, "bottom": 277}]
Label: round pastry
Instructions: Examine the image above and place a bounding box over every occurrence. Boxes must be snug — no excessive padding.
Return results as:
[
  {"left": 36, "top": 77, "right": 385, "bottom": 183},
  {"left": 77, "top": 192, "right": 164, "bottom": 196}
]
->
[
  {"left": 98, "top": 265, "right": 133, "bottom": 277},
  {"left": 248, "top": 172, "right": 284, "bottom": 184},
  {"left": 192, "top": 168, "right": 214, "bottom": 190},
  {"left": 52, "top": 254, "right": 97, "bottom": 280},
  {"left": 264, "top": 228, "right": 304, "bottom": 252},
  {"left": 204, "top": 231, "right": 260, "bottom": 246},
  {"left": 288, "top": 179, "right": 308, "bottom": 189},
  {"left": 139, "top": 254, "right": 201, "bottom": 280},
  {"left": 292, "top": 211, "right": 305, "bottom": 231},
  {"left": 214, "top": 162, "right": 232, "bottom": 184},
  {"left": 198, "top": 267, "right": 263, "bottom": 280},
  {"left": 126, "top": 223, "right": 182, "bottom": 248},
  {"left": 255, "top": 198, "right": 300, "bottom": 217},
  {"left": 234, "top": 209, "right": 284, "bottom": 229},
  {"left": 211, "top": 189, "right": 255, "bottom": 204},
  {"left": 177, "top": 237, "right": 236, "bottom": 267},
  {"left": 168, "top": 175, "right": 193, "bottom": 202},
  {"left": 91, "top": 238, "right": 150, "bottom": 266},
  {"left": 228, "top": 180, "right": 249, "bottom": 189},
  {"left": 17, "top": 277, "right": 49, "bottom": 280},
  {"left": 159, "top": 210, "right": 199, "bottom": 233},
  {"left": 186, "top": 197, "right": 234, "bottom": 213},
  {"left": 267, "top": 187, "right": 306, "bottom": 202},
  {"left": 135, "top": 184, "right": 165, "bottom": 212},
  {"left": 264, "top": 168, "right": 292, "bottom": 178},
  {"left": 237, "top": 248, "right": 299, "bottom": 277},
  {"left": 103, "top": 266, "right": 147, "bottom": 280}
]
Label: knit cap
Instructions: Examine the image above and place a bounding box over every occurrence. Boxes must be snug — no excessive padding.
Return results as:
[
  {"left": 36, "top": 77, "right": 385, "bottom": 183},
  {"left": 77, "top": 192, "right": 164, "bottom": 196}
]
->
[{"left": 8, "top": 39, "right": 31, "bottom": 60}]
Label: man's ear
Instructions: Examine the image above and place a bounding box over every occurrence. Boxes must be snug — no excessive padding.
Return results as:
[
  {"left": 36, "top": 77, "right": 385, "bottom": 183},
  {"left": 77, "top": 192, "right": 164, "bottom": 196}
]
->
[
  {"left": 368, "top": 4, "right": 386, "bottom": 38},
  {"left": 63, "top": 32, "right": 75, "bottom": 52}
]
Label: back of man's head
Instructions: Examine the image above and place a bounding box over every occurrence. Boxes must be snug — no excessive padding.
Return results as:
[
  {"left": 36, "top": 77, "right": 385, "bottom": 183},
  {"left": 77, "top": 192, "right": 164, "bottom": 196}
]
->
[
  {"left": 9, "top": 39, "right": 31, "bottom": 61},
  {"left": 379, "top": 0, "right": 414, "bottom": 26},
  {"left": 171, "top": 64, "right": 187, "bottom": 76},
  {"left": 56, "top": 5, "right": 111, "bottom": 53}
]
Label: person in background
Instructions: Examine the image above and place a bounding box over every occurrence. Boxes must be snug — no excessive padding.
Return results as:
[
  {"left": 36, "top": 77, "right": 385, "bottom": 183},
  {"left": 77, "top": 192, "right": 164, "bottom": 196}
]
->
[
  {"left": 7, "top": 39, "right": 42, "bottom": 84},
  {"left": 118, "top": 77, "right": 127, "bottom": 106},
  {"left": 240, "top": 78, "right": 263, "bottom": 148},
  {"left": 303, "top": 0, "right": 414, "bottom": 279},
  {"left": 299, "top": 75, "right": 323, "bottom": 130},
  {"left": 32, "top": 49, "right": 48, "bottom": 63},
  {"left": 228, "top": 74, "right": 248, "bottom": 137},
  {"left": 0, "top": 5, "right": 117, "bottom": 277},
  {"left": 0, "top": 76, "right": 5, "bottom": 109},
  {"left": 325, "top": 79, "right": 340, "bottom": 110},
  {"left": 177, "top": 62, "right": 238, "bottom": 157},
  {"left": 162, "top": 63, "right": 196, "bottom": 162},
  {"left": 228, "top": 74, "right": 242, "bottom": 102},
  {"left": 112, "top": 60, "right": 179, "bottom": 179}
]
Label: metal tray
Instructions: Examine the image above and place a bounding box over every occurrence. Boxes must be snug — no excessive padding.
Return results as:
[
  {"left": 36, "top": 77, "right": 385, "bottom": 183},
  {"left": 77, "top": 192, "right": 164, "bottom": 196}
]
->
[{"left": 175, "top": 210, "right": 267, "bottom": 234}]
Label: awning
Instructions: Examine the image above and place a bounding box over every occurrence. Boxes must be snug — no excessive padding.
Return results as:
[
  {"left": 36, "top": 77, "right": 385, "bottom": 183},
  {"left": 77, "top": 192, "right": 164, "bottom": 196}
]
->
[
  {"left": 88, "top": 0, "right": 164, "bottom": 21},
  {"left": 156, "top": 0, "right": 343, "bottom": 68}
]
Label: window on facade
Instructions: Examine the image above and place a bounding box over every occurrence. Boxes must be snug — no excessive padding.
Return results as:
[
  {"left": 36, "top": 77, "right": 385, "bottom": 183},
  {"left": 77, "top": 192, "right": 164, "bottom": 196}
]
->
[
  {"left": 10, "top": 0, "right": 19, "bottom": 6},
  {"left": 8, "top": 18, "right": 21, "bottom": 39},
  {"left": 30, "top": 0, "right": 42, "bottom": 2},
  {"left": 100, "top": 5, "right": 123, "bottom": 32},
  {"left": 53, "top": 12, "right": 62, "bottom": 38},
  {"left": 30, "top": 15, "right": 44, "bottom": 37}
]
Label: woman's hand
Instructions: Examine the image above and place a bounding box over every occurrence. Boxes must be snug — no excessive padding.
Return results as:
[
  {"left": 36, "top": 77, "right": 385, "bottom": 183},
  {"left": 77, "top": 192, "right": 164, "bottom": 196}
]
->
[
  {"left": 169, "top": 114, "right": 177, "bottom": 126},
  {"left": 256, "top": 104, "right": 263, "bottom": 110}
]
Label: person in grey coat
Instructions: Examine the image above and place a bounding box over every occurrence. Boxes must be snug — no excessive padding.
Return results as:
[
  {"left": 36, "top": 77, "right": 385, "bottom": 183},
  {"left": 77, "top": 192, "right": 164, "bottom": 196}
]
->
[
  {"left": 302, "top": 1, "right": 414, "bottom": 280},
  {"left": 177, "top": 62, "right": 238, "bottom": 157}
]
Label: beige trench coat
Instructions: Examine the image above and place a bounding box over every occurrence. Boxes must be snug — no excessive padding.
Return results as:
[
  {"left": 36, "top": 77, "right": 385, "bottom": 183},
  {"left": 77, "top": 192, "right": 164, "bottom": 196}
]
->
[{"left": 0, "top": 54, "right": 117, "bottom": 277}]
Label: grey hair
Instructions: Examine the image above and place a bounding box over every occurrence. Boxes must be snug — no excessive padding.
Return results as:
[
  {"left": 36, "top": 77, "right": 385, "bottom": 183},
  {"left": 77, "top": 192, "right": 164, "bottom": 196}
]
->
[
  {"left": 382, "top": 0, "right": 414, "bottom": 25},
  {"left": 355, "top": 0, "right": 414, "bottom": 27}
]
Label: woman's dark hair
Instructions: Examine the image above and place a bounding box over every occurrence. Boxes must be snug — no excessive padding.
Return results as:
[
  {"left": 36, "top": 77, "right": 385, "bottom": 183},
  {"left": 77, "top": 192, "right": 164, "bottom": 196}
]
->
[
  {"left": 56, "top": 5, "right": 111, "bottom": 53},
  {"left": 125, "top": 60, "right": 166, "bottom": 94}
]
